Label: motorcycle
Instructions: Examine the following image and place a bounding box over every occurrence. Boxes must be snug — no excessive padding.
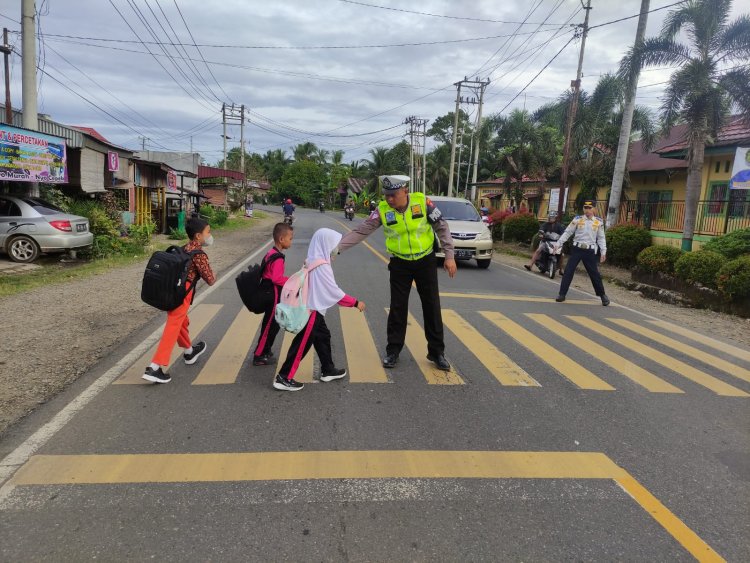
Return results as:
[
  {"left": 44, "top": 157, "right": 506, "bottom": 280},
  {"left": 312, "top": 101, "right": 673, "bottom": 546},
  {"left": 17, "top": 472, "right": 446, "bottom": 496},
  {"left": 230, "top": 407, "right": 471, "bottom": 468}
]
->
[
  {"left": 344, "top": 205, "right": 355, "bottom": 221},
  {"left": 319, "top": 202, "right": 325, "bottom": 213},
  {"left": 283, "top": 213, "right": 294, "bottom": 226},
  {"left": 534, "top": 230, "right": 562, "bottom": 279}
]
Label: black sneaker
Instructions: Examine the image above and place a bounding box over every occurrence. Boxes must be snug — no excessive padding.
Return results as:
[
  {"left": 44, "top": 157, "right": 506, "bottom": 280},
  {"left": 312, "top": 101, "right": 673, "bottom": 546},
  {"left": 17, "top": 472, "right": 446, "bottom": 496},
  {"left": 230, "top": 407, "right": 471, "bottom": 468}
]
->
[
  {"left": 142, "top": 366, "right": 171, "bottom": 384},
  {"left": 253, "top": 354, "right": 272, "bottom": 366},
  {"left": 382, "top": 353, "right": 399, "bottom": 368},
  {"left": 601, "top": 295, "right": 610, "bottom": 306},
  {"left": 273, "top": 374, "right": 304, "bottom": 391},
  {"left": 426, "top": 354, "right": 451, "bottom": 371},
  {"left": 320, "top": 368, "right": 347, "bottom": 382},
  {"left": 555, "top": 294, "right": 566, "bottom": 302},
  {"left": 184, "top": 341, "right": 207, "bottom": 365}
]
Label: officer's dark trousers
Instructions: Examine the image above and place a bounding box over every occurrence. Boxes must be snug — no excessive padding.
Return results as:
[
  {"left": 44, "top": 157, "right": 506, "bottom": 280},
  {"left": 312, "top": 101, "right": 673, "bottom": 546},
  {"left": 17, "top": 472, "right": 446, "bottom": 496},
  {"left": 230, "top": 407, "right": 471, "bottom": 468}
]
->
[
  {"left": 558, "top": 246, "right": 605, "bottom": 297},
  {"left": 387, "top": 252, "right": 444, "bottom": 357}
]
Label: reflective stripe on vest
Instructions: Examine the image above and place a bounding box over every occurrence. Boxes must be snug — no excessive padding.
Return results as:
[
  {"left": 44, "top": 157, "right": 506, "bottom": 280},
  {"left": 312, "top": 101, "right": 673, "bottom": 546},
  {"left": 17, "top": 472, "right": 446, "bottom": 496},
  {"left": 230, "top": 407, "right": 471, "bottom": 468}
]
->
[{"left": 378, "top": 192, "right": 435, "bottom": 260}]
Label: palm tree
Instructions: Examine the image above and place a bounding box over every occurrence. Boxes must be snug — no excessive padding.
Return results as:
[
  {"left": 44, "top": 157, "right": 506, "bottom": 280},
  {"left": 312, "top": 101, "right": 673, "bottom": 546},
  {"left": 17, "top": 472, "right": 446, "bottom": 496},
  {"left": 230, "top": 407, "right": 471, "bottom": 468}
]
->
[
  {"left": 534, "top": 74, "right": 655, "bottom": 207},
  {"left": 349, "top": 159, "right": 367, "bottom": 177},
  {"left": 293, "top": 142, "right": 318, "bottom": 162},
  {"left": 426, "top": 144, "right": 451, "bottom": 195},
  {"left": 619, "top": 0, "right": 750, "bottom": 250},
  {"left": 313, "top": 148, "right": 330, "bottom": 166},
  {"left": 331, "top": 150, "right": 345, "bottom": 166},
  {"left": 364, "top": 147, "right": 391, "bottom": 196},
  {"left": 491, "top": 109, "right": 563, "bottom": 209}
]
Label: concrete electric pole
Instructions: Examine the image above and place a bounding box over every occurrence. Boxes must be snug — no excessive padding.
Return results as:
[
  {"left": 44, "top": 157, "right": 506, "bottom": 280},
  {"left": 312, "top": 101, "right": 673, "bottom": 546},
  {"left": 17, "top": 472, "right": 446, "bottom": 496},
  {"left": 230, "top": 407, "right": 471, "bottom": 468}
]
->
[
  {"left": 469, "top": 78, "right": 489, "bottom": 203},
  {"left": 2, "top": 28, "right": 12, "bottom": 124},
  {"left": 606, "top": 0, "right": 650, "bottom": 227},
  {"left": 22, "top": 0, "right": 39, "bottom": 196},
  {"left": 557, "top": 0, "right": 592, "bottom": 217},
  {"left": 448, "top": 77, "right": 488, "bottom": 198},
  {"left": 404, "top": 116, "right": 428, "bottom": 193}
]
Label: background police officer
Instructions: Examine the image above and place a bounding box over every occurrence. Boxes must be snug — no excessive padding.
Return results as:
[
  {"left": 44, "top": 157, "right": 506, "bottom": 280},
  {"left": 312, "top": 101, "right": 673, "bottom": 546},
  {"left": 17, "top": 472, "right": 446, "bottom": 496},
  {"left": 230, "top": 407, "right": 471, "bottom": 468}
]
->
[
  {"left": 554, "top": 199, "right": 610, "bottom": 306},
  {"left": 339, "top": 175, "right": 456, "bottom": 371}
]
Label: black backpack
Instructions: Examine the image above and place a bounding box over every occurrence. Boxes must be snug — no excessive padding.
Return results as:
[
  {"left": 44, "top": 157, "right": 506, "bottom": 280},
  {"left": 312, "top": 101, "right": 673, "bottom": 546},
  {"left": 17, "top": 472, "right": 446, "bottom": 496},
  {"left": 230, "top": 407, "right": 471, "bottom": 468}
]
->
[
  {"left": 141, "top": 245, "right": 205, "bottom": 311},
  {"left": 236, "top": 251, "right": 284, "bottom": 314}
]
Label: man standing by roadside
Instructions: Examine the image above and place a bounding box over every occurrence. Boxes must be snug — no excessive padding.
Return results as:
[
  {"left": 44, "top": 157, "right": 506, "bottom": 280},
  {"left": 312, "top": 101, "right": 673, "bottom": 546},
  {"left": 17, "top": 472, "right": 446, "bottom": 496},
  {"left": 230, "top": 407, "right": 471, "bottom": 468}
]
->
[
  {"left": 554, "top": 199, "right": 609, "bottom": 306},
  {"left": 339, "top": 175, "right": 457, "bottom": 370}
]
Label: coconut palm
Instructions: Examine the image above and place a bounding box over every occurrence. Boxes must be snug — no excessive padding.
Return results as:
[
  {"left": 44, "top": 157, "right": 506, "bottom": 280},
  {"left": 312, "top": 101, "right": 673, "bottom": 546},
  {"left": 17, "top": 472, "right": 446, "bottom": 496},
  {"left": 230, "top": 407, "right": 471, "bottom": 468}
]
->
[
  {"left": 293, "top": 142, "right": 318, "bottom": 162},
  {"left": 364, "top": 147, "right": 392, "bottom": 196},
  {"left": 534, "top": 74, "right": 655, "bottom": 207},
  {"left": 619, "top": 0, "right": 750, "bottom": 250},
  {"left": 349, "top": 159, "right": 367, "bottom": 177},
  {"left": 426, "top": 144, "right": 451, "bottom": 195}
]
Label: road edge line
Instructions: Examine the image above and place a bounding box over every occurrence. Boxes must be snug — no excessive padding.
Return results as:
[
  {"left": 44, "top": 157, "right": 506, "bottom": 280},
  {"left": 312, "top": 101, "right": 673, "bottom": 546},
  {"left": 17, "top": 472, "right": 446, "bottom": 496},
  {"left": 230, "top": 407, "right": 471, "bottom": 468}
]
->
[{"left": 0, "top": 240, "right": 273, "bottom": 497}]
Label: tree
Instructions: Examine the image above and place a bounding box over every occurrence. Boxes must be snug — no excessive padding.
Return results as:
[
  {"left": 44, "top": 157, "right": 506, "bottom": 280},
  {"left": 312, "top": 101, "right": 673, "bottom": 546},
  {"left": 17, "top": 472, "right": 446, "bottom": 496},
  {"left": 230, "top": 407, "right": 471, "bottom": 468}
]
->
[
  {"left": 349, "top": 159, "right": 367, "bottom": 177},
  {"left": 490, "top": 109, "right": 563, "bottom": 209},
  {"left": 619, "top": 0, "right": 750, "bottom": 250},
  {"left": 293, "top": 142, "right": 318, "bottom": 162},
  {"left": 386, "top": 140, "right": 410, "bottom": 175},
  {"left": 426, "top": 144, "right": 451, "bottom": 195},
  {"left": 273, "top": 160, "right": 327, "bottom": 205},
  {"left": 364, "top": 147, "right": 391, "bottom": 196},
  {"left": 428, "top": 110, "right": 472, "bottom": 144},
  {"left": 262, "top": 149, "right": 290, "bottom": 184},
  {"left": 535, "top": 74, "right": 655, "bottom": 209}
]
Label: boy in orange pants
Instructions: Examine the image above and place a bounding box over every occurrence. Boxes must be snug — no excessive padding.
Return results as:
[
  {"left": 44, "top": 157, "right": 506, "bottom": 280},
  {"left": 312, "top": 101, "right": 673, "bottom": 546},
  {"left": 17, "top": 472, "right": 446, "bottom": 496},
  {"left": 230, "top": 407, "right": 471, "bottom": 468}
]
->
[{"left": 143, "top": 217, "right": 216, "bottom": 383}]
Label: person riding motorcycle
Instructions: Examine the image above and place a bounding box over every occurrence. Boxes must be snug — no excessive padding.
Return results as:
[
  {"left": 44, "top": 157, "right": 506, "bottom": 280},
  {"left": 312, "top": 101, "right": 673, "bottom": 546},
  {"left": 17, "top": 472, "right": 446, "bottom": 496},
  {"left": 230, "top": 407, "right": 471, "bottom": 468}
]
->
[
  {"left": 283, "top": 199, "right": 295, "bottom": 223},
  {"left": 344, "top": 199, "right": 355, "bottom": 220},
  {"left": 525, "top": 211, "right": 565, "bottom": 273}
]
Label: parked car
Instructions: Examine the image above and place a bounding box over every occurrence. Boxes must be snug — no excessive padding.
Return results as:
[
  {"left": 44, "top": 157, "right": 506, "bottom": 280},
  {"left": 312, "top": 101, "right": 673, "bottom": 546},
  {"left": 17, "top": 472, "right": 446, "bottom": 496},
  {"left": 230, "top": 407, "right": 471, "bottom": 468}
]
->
[
  {"left": 429, "top": 195, "right": 493, "bottom": 269},
  {"left": 0, "top": 195, "right": 94, "bottom": 263}
]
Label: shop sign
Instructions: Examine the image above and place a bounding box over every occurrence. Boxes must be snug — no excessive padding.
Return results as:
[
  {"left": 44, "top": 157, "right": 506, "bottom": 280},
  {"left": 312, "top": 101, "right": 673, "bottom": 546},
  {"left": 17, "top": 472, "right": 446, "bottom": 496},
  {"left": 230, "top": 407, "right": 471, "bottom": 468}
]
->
[
  {"left": 108, "top": 151, "right": 120, "bottom": 172},
  {"left": 0, "top": 124, "right": 67, "bottom": 183},
  {"left": 730, "top": 147, "right": 750, "bottom": 190},
  {"left": 167, "top": 170, "right": 178, "bottom": 192}
]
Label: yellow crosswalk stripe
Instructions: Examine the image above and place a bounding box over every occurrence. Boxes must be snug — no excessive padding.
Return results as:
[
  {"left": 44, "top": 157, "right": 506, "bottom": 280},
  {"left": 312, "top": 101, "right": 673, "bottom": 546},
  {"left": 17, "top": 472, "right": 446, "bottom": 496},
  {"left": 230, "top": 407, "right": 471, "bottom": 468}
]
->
[
  {"left": 526, "top": 314, "right": 682, "bottom": 394},
  {"left": 401, "top": 310, "right": 464, "bottom": 384},
  {"left": 481, "top": 311, "right": 614, "bottom": 391},
  {"left": 276, "top": 330, "right": 315, "bottom": 383},
  {"left": 568, "top": 316, "right": 749, "bottom": 397},
  {"left": 192, "top": 308, "right": 261, "bottom": 385},
  {"left": 340, "top": 307, "right": 389, "bottom": 383},
  {"left": 441, "top": 292, "right": 595, "bottom": 304},
  {"left": 442, "top": 309, "right": 540, "bottom": 386},
  {"left": 114, "top": 304, "right": 223, "bottom": 385},
  {"left": 610, "top": 318, "right": 750, "bottom": 384},
  {"left": 648, "top": 319, "right": 750, "bottom": 364}
]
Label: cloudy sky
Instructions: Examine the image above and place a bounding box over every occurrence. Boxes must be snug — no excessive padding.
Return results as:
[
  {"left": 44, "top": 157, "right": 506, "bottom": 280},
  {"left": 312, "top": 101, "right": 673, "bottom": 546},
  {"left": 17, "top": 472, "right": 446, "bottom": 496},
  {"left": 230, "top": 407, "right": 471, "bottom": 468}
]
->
[{"left": 1, "top": 0, "right": 745, "bottom": 165}]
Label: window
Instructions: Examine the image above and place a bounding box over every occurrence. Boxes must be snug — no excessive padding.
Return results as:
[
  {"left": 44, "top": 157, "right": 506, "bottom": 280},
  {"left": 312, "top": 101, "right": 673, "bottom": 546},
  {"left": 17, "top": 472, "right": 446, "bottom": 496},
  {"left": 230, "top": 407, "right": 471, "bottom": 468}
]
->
[
  {"left": 432, "top": 200, "right": 481, "bottom": 221},
  {"left": 707, "top": 183, "right": 728, "bottom": 214},
  {"left": 0, "top": 198, "right": 22, "bottom": 217},
  {"left": 729, "top": 189, "right": 750, "bottom": 218},
  {"left": 715, "top": 161, "right": 721, "bottom": 173},
  {"left": 22, "top": 197, "right": 63, "bottom": 215},
  {"left": 725, "top": 161, "right": 731, "bottom": 173}
]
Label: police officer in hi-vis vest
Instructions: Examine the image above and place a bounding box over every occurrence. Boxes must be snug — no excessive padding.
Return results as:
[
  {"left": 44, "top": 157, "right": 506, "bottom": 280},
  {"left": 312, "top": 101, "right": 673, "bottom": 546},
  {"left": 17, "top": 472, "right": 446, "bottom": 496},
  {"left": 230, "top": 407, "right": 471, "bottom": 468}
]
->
[
  {"left": 339, "top": 175, "right": 457, "bottom": 371},
  {"left": 554, "top": 199, "right": 610, "bottom": 306}
]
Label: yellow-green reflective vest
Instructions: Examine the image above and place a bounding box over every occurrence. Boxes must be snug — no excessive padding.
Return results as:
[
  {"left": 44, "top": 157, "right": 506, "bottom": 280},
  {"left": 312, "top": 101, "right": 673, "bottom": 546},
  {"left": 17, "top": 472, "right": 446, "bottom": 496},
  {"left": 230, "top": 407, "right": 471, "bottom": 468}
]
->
[{"left": 378, "top": 192, "right": 435, "bottom": 260}]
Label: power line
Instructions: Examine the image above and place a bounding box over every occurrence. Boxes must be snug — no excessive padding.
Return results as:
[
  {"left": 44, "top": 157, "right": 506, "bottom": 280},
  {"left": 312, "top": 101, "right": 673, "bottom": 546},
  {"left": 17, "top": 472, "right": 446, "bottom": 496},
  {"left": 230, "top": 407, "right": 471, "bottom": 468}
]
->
[
  {"left": 337, "top": 0, "right": 571, "bottom": 25},
  {"left": 33, "top": 28, "right": 574, "bottom": 50},
  {"left": 588, "top": 0, "right": 688, "bottom": 30}
]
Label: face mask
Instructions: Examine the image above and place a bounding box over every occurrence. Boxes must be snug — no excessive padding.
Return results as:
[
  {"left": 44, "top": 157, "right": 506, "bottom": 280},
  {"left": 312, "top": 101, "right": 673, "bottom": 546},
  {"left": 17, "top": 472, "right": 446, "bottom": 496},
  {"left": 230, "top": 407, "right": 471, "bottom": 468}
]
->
[{"left": 202, "top": 234, "right": 214, "bottom": 247}]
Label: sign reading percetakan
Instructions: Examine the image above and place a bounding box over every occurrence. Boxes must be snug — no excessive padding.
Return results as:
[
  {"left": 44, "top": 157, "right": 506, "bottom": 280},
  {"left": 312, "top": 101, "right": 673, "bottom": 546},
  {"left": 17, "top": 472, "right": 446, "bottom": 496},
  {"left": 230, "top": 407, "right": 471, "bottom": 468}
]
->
[{"left": 0, "top": 124, "right": 67, "bottom": 183}]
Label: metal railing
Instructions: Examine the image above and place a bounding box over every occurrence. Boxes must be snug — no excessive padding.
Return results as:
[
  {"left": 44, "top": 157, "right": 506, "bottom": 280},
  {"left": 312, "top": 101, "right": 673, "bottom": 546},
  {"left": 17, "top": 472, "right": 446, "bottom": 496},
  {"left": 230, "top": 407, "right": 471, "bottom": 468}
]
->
[{"left": 616, "top": 200, "right": 750, "bottom": 236}]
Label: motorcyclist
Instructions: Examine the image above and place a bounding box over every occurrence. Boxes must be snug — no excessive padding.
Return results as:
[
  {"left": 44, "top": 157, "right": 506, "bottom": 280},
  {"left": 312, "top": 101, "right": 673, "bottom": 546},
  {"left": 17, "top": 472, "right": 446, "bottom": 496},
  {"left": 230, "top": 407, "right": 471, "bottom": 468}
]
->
[
  {"left": 283, "top": 198, "right": 295, "bottom": 219},
  {"left": 369, "top": 200, "right": 377, "bottom": 213},
  {"left": 319, "top": 199, "right": 325, "bottom": 212},
  {"left": 524, "top": 210, "right": 565, "bottom": 273},
  {"left": 345, "top": 198, "right": 355, "bottom": 214}
]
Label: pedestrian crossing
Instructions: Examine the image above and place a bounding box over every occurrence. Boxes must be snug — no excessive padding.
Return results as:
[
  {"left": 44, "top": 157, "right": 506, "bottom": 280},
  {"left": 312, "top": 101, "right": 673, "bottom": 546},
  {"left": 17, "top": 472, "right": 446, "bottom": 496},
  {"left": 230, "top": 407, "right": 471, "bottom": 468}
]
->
[{"left": 114, "top": 302, "right": 750, "bottom": 397}]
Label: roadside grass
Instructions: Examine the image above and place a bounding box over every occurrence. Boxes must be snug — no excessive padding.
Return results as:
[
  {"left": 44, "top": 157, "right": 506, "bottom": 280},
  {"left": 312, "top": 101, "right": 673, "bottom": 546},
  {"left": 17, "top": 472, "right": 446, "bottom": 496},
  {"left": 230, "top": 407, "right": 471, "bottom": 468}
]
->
[
  {"left": 217, "top": 211, "right": 267, "bottom": 231},
  {"left": 0, "top": 241, "right": 171, "bottom": 298}
]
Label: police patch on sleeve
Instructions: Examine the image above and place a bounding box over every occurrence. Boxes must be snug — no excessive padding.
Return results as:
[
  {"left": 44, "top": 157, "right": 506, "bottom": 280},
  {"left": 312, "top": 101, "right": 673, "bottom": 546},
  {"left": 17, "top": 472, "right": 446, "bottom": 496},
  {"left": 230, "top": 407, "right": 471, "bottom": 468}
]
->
[{"left": 426, "top": 201, "right": 442, "bottom": 223}]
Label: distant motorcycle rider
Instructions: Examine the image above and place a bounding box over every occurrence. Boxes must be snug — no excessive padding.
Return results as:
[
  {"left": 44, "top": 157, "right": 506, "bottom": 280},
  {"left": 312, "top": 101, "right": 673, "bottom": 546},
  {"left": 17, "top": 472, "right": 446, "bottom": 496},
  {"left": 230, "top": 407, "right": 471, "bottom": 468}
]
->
[
  {"left": 525, "top": 210, "right": 564, "bottom": 273},
  {"left": 283, "top": 199, "right": 295, "bottom": 217}
]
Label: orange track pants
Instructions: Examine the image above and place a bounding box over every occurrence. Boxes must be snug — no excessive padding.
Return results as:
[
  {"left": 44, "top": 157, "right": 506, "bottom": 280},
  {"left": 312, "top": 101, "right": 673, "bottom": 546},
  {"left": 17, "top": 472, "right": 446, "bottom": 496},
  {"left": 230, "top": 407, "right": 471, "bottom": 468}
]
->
[{"left": 151, "top": 287, "right": 193, "bottom": 366}]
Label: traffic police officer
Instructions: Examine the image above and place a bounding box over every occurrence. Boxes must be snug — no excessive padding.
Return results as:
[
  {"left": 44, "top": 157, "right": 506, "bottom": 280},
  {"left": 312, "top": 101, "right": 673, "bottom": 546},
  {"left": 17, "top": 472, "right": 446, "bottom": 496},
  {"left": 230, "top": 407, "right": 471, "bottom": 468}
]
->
[
  {"left": 339, "top": 175, "right": 457, "bottom": 370},
  {"left": 554, "top": 199, "right": 610, "bottom": 306}
]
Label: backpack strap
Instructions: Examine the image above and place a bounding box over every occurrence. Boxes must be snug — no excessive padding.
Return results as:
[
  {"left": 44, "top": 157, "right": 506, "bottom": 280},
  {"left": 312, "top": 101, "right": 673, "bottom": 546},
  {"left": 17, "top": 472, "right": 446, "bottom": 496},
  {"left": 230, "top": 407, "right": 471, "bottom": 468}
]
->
[{"left": 299, "top": 258, "right": 329, "bottom": 308}]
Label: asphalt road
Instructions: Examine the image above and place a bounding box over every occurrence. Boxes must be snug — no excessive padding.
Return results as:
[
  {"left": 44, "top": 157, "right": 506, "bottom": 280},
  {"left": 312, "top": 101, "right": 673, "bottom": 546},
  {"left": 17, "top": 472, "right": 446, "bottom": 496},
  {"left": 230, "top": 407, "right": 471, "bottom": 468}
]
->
[{"left": 1, "top": 206, "right": 748, "bottom": 561}]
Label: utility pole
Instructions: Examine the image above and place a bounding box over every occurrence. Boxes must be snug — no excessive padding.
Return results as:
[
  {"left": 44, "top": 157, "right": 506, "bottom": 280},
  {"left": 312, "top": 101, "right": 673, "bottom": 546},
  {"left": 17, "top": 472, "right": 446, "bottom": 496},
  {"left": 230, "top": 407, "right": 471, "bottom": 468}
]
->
[
  {"left": 447, "top": 82, "right": 461, "bottom": 197},
  {"left": 222, "top": 102, "right": 227, "bottom": 170},
  {"left": 2, "top": 28, "right": 12, "bottom": 124},
  {"left": 557, "top": 0, "right": 592, "bottom": 217},
  {"left": 190, "top": 135, "right": 193, "bottom": 153},
  {"left": 606, "top": 0, "right": 649, "bottom": 227},
  {"left": 448, "top": 77, "right": 487, "bottom": 197},
  {"left": 404, "top": 116, "right": 428, "bottom": 194},
  {"left": 469, "top": 78, "right": 490, "bottom": 203},
  {"left": 139, "top": 136, "right": 149, "bottom": 151},
  {"left": 22, "top": 0, "right": 38, "bottom": 196},
  {"left": 240, "top": 104, "right": 245, "bottom": 191}
]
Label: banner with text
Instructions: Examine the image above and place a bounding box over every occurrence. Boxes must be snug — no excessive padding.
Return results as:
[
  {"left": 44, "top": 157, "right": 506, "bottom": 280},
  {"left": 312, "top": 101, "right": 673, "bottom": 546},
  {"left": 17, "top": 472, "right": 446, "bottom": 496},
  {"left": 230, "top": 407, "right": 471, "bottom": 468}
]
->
[
  {"left": 730, "top": 147, "right": 750, "bottom": 190},
  {"left": 0, "top": 125, "right": 67, "bottom": 183}
]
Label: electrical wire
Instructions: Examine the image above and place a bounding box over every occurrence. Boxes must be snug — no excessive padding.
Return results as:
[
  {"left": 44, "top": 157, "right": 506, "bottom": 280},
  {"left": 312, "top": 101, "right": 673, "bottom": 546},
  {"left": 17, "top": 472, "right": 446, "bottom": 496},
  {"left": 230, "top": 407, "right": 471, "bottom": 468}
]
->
[
  {"left": 337, "top": 0, "right": 570, "bottom": 25},
  {"left": 588, "top": 0, "right": 689, "bottom": 30}
]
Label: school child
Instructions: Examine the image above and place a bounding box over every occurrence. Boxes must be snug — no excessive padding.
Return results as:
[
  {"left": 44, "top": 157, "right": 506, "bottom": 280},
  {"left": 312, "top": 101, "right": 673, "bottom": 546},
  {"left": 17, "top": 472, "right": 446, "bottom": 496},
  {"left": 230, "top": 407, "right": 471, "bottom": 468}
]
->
[
  {"left": 273, "top": 228, "right": 366, "bottom": 391},
  {"left": 142, "top": 217, "right": 216, "bottom": 383},
  {"left": 252, "top": 222, "right": 294, "bottom": 366}
]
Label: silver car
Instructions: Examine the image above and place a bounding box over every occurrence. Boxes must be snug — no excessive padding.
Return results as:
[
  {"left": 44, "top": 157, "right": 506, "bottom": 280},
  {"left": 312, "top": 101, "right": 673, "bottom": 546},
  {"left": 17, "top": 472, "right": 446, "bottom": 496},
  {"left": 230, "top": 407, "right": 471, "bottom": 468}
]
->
[
  {"left": 0, "top": 195, "right": 94, "bottom": 263},
  {"left": 430, "top": 195, "right": 494, "bottom": 269}
]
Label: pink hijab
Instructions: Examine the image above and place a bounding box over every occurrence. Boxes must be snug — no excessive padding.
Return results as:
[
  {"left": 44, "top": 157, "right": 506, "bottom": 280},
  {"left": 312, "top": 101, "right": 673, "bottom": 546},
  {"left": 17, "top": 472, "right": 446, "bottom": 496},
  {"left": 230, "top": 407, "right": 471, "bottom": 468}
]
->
[{"left": 306, "top": 228, "right": 345, "bottom": 315}]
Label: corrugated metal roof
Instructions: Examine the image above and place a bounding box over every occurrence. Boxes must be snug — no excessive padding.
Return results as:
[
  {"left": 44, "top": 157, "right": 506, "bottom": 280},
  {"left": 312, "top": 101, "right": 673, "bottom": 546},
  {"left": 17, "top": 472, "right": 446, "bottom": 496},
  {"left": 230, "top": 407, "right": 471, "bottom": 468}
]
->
[
  {"left": 2, "top": 105, "right": 85, "bottom": 147},
  {"left": 198, "top": 165, "right": 245, "bottom": 181},
  {"left": 656, "top": 116, "right": 750, "bottom": 154}
]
